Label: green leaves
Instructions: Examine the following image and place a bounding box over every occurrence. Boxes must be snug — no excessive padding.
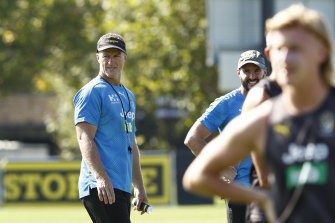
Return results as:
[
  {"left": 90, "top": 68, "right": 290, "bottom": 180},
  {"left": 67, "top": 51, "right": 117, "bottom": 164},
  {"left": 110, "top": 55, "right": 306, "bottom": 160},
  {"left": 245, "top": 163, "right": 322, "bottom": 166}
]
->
[{"left": 0, "top": 0, "right": 219, "bottom": 156}]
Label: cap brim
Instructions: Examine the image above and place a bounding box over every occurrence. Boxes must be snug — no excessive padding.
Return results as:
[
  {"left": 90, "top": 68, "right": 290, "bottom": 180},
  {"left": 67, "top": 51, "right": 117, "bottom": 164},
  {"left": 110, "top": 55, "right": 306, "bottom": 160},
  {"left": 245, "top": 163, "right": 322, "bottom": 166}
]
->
[
  {"left": 97, "top": 45, "right": 127, "bottom": 54},
  {"left": 238, "top": 61, "right": 265, "bottom": 69}
]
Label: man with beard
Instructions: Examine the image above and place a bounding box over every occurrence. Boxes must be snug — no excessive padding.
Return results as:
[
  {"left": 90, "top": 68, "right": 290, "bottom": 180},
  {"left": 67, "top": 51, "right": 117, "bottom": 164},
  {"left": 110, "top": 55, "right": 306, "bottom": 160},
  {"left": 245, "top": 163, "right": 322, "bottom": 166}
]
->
[{"left": 184, "top": 50, "right": 267, "bottom": 223}]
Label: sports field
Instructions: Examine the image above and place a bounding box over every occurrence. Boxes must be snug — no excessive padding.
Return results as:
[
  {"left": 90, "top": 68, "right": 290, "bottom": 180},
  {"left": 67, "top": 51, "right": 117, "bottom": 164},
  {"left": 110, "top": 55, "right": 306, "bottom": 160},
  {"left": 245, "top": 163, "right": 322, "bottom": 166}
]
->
[{"left": 0, "top": 204, "right": 228, "bottom": 223}]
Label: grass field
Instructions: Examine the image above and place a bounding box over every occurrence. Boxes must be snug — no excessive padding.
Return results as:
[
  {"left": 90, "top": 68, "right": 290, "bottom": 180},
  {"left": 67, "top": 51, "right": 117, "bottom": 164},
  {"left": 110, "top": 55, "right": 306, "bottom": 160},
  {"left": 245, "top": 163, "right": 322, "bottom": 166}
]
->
[{"left": 0, "top": 203, "right": 228, "bottom": 223}]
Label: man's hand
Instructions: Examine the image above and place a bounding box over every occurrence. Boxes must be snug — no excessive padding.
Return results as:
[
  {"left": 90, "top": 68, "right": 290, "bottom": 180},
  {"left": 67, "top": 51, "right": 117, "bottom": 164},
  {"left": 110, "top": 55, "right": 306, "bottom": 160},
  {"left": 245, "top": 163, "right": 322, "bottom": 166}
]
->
[
  {"left": 133, "top": 187, "right": 148, "bottom": 215},
  {"left": 220, "top": 166, "right": 237, "bottom": 183},
  {"left": 97, "top": 177, "right": 115, "bottom": 204}
]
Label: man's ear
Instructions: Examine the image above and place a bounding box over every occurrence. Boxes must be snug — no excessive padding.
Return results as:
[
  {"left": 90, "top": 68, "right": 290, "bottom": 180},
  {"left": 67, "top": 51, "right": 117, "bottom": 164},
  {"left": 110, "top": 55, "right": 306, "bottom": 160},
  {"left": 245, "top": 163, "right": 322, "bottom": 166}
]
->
[
  {"left": 317, "top": 44, "right": 328, "bottom": 65},
  {"left": 237, "top": 68, "right": 241, "bottom": 78},
  {"left": 96, "top": 52, "right": 100, "bottom": 62},
  {"left": 264, "top": 47, "right": 270, "bottom": 59},
  {"left": 263, "top": 68, "right": 268, "bottom": 78}
]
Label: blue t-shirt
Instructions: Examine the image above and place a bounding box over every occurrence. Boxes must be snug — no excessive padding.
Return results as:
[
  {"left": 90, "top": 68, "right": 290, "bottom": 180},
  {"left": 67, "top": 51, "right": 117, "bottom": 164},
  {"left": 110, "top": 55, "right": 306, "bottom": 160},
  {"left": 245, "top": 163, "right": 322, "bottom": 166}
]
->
[
  {"left": 74, "top": 76, "right": 136, "bottom": 198},
  {"left": 199, "top": 88, "right": 252, "bottom": 186}
]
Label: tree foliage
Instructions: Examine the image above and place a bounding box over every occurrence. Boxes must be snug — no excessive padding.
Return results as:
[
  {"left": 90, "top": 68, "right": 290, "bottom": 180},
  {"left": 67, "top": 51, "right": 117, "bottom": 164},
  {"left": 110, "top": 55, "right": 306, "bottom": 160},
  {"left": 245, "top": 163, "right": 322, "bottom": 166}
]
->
[{"left": 0, "top": 0, "right": 219, "bottom": 158}]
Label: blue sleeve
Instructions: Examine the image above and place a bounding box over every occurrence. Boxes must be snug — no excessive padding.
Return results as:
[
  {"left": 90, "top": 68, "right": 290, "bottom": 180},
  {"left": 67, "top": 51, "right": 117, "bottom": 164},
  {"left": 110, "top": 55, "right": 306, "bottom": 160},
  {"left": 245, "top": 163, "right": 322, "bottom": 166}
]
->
[
  {"left": 73, "top": 87, "right": 101, "bottom": 126},
  {"left": 199, "top": 97, "right": 228, "bottom": 132}
]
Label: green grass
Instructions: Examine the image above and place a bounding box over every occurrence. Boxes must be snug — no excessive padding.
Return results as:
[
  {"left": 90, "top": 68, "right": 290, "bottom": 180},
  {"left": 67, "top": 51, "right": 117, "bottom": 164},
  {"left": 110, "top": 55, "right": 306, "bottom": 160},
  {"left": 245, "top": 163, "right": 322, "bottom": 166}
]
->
[{"left": 0, "top": 203, "right": 228, "bottom": 223}]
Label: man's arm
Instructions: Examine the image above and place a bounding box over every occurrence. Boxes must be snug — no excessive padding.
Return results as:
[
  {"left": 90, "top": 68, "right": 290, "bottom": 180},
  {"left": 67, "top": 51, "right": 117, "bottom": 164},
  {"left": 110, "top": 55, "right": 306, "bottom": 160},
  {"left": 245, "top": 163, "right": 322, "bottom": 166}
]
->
[
  {"left": 132, "top": 137, "right": 148, "bottom": 214},
  {"left": 184, "top": 120, "right": 212, "bottom": 156},
  {"left": 75, "top": 122, "right": 115, "bottom": 204},
  {"left": 183, "top": 105, "right": 269, "bottom": 201},
  {"left": 182, "top": 103, "right": 277, "bottom": 223},
  {"left": 242, "top": 85, "right": 270, "bottom": 187}
]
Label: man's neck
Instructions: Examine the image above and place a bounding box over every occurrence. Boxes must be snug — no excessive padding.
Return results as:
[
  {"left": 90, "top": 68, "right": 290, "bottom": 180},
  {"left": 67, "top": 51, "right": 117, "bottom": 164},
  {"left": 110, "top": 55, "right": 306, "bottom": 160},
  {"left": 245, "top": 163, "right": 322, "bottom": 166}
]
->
[
  {"left": 99, "top": 73, "right": 121, "bottom": 86},
  {"left": 240, "top": 86, "right": 248, "bottom": 96}
]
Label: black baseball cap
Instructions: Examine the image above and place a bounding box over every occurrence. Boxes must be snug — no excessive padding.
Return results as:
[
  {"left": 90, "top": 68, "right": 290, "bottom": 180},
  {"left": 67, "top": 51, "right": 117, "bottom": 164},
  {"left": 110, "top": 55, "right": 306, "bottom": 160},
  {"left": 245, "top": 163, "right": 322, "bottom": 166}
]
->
[
  {"left": 237, "top": 50, "right": 266, "bottom": 69},
  {"left": 97, "top": 33, "right": 127, "bottom": 54}
]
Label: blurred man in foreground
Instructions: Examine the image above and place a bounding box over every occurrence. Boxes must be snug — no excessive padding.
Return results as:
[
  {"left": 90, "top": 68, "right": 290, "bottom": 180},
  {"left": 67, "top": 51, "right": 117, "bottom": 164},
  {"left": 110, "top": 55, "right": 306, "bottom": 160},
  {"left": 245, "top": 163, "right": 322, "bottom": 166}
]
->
[{"left": 183, "top": 4, "right": 335, "bottom": 222}]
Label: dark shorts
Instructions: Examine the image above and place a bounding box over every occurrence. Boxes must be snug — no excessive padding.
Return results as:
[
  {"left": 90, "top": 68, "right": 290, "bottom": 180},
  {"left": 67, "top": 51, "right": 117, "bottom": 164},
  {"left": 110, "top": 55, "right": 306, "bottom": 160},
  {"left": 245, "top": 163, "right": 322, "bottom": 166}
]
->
[
  {"left": 81, "top": 187, "right": 131, "bottom": 223},
  {"left": 229, "top": 203, "right": 247, "bottom": 223},
  {"left": 246, "top": 202, "right": 267, "bottom": 223}
]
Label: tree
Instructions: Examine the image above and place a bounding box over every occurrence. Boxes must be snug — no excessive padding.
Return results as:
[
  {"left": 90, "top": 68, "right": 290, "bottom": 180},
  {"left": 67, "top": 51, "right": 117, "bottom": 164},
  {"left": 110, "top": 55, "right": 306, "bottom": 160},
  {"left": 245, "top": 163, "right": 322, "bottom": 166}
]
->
[{"left": 0, "top": 0, "right": 219, "bottom": 158}]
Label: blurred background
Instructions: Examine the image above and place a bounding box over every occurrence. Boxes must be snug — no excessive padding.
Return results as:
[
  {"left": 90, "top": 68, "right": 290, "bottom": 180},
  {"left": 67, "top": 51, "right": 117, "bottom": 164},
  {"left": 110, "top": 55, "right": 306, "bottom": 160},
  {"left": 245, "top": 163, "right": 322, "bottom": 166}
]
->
[{"left": 0, "top": 0, "right": 334, "bottom": 212}]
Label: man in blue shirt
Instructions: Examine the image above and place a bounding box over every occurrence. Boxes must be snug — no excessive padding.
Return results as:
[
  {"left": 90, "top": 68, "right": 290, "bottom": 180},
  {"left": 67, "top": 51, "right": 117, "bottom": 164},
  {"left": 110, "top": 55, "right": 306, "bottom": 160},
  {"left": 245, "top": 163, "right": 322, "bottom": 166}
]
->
[
  {"left": 184, "top": 50, "right": 267, "bottom": 223},
  {"left": 74, "top": 33, "right": 148, "bottom": 223}
]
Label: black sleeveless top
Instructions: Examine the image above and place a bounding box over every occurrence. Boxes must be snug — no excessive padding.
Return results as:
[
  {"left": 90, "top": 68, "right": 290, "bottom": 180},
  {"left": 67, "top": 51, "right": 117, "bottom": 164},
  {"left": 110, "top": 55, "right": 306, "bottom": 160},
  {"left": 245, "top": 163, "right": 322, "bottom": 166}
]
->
[
  {"left": 265, "top": 87, "right": 335, "bottom": 223},
  {"left": 258, "top": 77, "right": 282, "bottom": 98}
]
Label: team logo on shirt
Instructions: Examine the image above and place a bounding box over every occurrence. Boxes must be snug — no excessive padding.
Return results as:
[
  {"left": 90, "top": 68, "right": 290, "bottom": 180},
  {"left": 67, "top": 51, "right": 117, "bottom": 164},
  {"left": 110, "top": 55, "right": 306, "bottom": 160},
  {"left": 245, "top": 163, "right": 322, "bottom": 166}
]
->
[
  {"left": 273, "top": 123, "right": 290, "bottom": 137},
  {"left": 282, "top": 142, "right": 329, "bottom": 165},
  {"left": 286, "top": 162, "right": 328, "bottom": 188},
  {"left": 121, "top": 112, "right": 135, "bottom": 121},
  {"left": 319, "top": 111, "right": 334, "bottom": 135},
  {"left": 117, "top": 91, "right": 126, "bottom": 98},
  {"left": 283, "top": 142, "right": 329, "bottom": 188},
  {"left": 108, "top": 94, "right": 120, "bottom": 103}
]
